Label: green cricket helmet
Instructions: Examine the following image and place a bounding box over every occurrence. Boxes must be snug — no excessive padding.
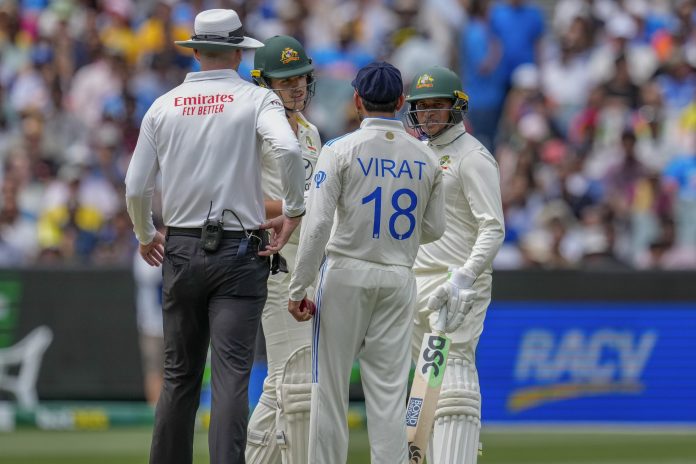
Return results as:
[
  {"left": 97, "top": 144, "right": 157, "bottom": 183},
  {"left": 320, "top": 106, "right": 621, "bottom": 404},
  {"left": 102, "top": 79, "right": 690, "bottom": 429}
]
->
[
  {"left": 251, "top": 35, "right": 315, "bottom": 111},
  {"left": 405, "top": 66, "right": 468, "bottom": 138}
]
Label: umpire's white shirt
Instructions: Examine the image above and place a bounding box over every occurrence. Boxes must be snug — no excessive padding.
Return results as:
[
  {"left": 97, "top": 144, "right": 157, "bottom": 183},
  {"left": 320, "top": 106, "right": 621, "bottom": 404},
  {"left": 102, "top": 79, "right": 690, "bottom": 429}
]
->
[
  {"left": 125, "top": 69, "right": 305, "bottom": 244},
  {"left": 414, "top": 124, "right": 505, "bottom": 277},
  {"left": 289, "top": 117, "right": 446, "bottom": 301}
]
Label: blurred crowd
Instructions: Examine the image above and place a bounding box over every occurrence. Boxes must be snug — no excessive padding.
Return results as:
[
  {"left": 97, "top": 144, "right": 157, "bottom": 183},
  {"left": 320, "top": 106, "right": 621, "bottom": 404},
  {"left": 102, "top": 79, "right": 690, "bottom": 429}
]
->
[{"left": 0, "top": 0, "right": 695, "bottom": 269}]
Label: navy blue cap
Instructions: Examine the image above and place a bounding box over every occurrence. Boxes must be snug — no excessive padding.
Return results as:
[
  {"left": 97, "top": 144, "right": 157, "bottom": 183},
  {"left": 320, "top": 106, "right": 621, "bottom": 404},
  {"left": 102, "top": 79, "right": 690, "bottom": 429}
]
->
[{"left": 351, "top": 62, "right": 403, "bottom": 104}]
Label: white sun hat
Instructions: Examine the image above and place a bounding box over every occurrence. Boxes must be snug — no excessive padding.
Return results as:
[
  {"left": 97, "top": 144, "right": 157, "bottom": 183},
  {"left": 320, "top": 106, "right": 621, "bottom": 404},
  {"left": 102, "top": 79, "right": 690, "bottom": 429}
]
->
[{"left": 175, "top": 9, "right": 263, "bottom": 51}]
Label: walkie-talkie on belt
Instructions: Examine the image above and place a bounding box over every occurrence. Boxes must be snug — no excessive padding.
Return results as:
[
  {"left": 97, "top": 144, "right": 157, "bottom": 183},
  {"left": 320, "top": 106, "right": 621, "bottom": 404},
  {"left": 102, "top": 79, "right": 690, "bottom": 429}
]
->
[{"left": 201, "top": 201, "right": 223, "bottom": 252}]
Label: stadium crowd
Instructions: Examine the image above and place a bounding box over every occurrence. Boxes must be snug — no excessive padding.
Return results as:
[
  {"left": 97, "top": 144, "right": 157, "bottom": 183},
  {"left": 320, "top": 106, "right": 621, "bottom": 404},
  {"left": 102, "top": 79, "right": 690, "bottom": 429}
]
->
[{"left": 0, "top": 0, "right": 695, "bottom": 269}]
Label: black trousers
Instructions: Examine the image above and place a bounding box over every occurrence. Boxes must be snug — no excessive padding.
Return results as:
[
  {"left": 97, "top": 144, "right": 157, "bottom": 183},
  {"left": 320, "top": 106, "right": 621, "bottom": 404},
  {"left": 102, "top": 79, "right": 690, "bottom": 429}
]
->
[{"left": 150, "top": 232, "right": 269, "bottom": 464}]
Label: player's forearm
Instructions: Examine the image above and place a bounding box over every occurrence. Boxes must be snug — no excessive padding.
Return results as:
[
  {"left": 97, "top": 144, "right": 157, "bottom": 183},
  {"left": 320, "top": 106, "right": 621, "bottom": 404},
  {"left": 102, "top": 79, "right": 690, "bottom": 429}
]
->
[
  {"left": 420, "top": 171, "right": 446, "bottom": 244},
  {"left": 125, "top": 154, "right": 158, "bottom": 244},
  {"left": 288, "top": 205, "right": 335, "bottom": 300},
  {"left": 264, "top": 199, "right": 283, "bottom": 219},
  {"left": 289, "top": 144, "right": 340, "bottom": 300},
  {"left": 460, "top": 217, "right": 505, "bottom": 278},
  {"left": 257, "top": 95, "right": 305, "bottom": 217},
  {"left": 421, "top": 222, "right": 445, "bottom": 245},
  {"left": 458, "top": 155, "right": 505, "bottom": 279},
  {"left": 278, "top": 151, "right": 306, "bottom": 217},
  {"left": 288, "top": 243, "right": 325, "bottom": 301},
  {"left": 125, "top": 194, "right": 157, "bottom": 245}
]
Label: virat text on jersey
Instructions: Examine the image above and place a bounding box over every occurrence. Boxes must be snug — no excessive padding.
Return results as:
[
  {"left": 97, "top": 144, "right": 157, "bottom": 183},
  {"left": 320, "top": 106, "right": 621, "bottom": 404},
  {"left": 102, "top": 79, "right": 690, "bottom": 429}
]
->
[{"left": 357, "top": 157, "right": 427, "bottom": 180}]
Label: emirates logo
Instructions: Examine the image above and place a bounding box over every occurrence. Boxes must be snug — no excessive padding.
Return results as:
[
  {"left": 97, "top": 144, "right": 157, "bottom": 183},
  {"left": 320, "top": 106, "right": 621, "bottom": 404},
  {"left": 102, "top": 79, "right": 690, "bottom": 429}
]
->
[{"left": 280, "top": 47, "right": 300, "bottom": 64}]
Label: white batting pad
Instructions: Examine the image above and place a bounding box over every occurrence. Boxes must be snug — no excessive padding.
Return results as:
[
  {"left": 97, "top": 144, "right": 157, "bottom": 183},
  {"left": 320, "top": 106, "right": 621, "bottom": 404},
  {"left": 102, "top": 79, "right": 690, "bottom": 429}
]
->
[
  {"left": 246, "top": 392, "right": 281, "bottom": 463},
  {"left": 429, "top": 358, "right": 482, "bottom": 464},
  {"left": 276, "top": 345, "right": 312, "bottom": 464}
]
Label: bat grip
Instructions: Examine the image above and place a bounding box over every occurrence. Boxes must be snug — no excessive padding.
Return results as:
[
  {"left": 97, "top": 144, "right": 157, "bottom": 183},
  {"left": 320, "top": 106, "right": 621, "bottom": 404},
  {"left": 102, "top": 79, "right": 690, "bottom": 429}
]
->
[{"left": 433, "top": 304, "right": 447, "bottom": 334}]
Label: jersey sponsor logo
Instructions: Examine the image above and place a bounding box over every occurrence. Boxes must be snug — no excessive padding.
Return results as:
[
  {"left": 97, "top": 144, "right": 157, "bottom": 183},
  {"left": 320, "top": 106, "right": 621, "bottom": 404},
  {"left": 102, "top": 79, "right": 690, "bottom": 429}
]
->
[
  {"left": 508, "top": 328, "right": 658, "bottom": 413},
  {"left": 405, "top": 397, "right": 423, "bottom": 427},
  {"left": 280, "top": 47, "right": 300, "bottom": 65},
  {"left": 174, "top": 93, "right": 234, "bottom": 116},
  {"left": 304, "top": 158, "right": 314, "bottom": 191},
  {"left": 357, "top": 157, "right": 426, "bottom": 180},
  {"left": 415, "top": 73, "right": 434, "bottom": 89},
  {"left": 304, "top": 158, "right": 314, "bottom": 181},
  {"left": 314, "top": 170, "right": 326, "bottom": 188},
  {"left": 174, "top": 94, "right": 234, "bottom": 106}
]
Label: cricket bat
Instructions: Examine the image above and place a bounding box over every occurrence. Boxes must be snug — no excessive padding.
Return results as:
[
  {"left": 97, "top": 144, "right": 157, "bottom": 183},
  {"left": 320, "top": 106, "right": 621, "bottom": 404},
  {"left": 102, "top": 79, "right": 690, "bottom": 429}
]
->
[{"left": 406, "top": 305, "right": 451, "bottom": 464}]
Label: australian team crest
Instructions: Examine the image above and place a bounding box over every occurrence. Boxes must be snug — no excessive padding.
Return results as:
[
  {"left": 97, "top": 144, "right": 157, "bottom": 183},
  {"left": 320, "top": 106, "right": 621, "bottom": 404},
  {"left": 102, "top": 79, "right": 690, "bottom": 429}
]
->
[
  {"left": 305, "top": 135, "right": 317, "bottom": 153},
  {"left": 415, "top": 73, "right": 434, "bottom": 89},
  {"left": 439, "top": 155, "right": 451, "bottom": 170},
  {"left": 280, "top": 47, "right": 300, "bottom": 65}
]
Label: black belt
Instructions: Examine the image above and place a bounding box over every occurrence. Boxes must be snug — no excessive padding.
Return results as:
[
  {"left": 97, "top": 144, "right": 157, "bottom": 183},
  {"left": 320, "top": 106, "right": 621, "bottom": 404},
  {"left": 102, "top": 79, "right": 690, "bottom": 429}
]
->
[{"left": 167, "top": 227, "right": 260, "bottom": 239}]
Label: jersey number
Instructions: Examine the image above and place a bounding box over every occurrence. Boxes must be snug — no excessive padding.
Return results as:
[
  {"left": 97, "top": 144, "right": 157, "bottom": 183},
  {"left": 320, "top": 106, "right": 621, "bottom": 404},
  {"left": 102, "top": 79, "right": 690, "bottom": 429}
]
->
[{"left": 361, "top": 187, "right": 417, "bottom": 240}]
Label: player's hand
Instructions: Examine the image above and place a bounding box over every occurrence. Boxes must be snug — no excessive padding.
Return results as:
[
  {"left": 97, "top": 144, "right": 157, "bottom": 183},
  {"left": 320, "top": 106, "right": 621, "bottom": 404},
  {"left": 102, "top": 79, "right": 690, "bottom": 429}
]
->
[
  {"left": 139, "top": 232, "right": 165, "bottom": 267},
  {"left": 445, "top": 269, "right": 476, "bottom": 331},
  {"left": 288, "top": 296, "right": 315, "bottom": 322},
  {"left": 428, "top": 270, "right": 476, "bottom": 332},
  {"left": 426, "top": 285, "right": 449, "bottom": 314},
  {"left": 259, "top": 214, "right": 301, "bottom": 256},
  {"left": 444, "top": 285, "right": 476, "bottom": 332}
]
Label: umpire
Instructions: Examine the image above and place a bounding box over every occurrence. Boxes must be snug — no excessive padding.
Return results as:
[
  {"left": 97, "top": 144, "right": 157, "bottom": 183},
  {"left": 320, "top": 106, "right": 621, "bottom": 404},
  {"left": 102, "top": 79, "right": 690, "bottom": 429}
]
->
[{"left": 125, "top": 9, "right": 306, "bottom": 464}]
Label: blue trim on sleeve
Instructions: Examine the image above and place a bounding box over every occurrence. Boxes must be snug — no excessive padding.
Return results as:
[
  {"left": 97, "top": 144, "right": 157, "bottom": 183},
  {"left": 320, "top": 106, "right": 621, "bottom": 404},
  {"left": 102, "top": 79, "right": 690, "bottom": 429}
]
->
[{"left": 312, "top": 258, "right": 329, "bottom": 384}]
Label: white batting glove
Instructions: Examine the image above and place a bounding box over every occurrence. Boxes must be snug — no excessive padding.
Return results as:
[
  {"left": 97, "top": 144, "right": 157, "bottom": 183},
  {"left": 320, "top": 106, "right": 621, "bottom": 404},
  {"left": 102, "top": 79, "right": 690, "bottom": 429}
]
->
[
  {"left": 426, "top": 285, "right": 449, "bottom": 315},
  {"left": 428, "top": 269, "right": 477, "bottom": 333},
  {"left": 448, "top": 268, "right": 476, "bottom": 315}
]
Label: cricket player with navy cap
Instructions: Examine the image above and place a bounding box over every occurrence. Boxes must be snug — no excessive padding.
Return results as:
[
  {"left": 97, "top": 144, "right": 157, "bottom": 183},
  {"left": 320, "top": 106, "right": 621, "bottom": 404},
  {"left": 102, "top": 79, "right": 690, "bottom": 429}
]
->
[{"left": 288, "top": 62, "right": 446, "bottom": 464}]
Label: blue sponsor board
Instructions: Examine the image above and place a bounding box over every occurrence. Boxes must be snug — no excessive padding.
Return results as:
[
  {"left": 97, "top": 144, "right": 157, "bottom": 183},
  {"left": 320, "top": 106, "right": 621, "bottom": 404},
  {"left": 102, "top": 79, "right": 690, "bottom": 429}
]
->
[{"left": 477, "top": 302, "right": 696, "bottom": 423}]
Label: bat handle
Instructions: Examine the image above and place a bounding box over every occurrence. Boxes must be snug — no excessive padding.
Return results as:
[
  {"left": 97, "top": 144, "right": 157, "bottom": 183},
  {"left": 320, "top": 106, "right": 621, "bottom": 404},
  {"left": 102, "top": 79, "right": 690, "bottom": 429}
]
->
[{"left": 433, "top": 304, "right": 447, "bottom": 334}]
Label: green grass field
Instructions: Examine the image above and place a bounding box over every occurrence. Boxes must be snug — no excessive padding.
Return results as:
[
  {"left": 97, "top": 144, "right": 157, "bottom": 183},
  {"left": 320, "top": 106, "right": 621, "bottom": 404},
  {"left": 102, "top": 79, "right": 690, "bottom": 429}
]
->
[{"left": 1, "top": 426, "right": 694, "bottom": 463}]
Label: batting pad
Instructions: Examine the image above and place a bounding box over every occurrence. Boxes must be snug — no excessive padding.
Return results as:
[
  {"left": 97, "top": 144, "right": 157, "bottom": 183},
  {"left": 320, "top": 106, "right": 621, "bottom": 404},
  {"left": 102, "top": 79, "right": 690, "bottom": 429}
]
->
[
  {"left": 246, "top": 392, "right": 281, "bottom": 463},
  {"left": 429, "top": 358, "right": 482, "bottom": 464},
  {"left": 276, "top": 345, "right": 312, "bottom": 464}
]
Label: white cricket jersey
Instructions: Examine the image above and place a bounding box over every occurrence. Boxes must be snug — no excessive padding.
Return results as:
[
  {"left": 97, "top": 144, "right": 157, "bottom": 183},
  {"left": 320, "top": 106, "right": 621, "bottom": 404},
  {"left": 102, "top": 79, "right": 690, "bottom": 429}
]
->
[
  {"left": 125, "top": 69, "right": 305, "bottom": 244},
  {"left": 289, "top": 117, "right": 446, "bottom": 301},
  {"left": 414, "top": 124, "right": 505, "bottom": 278},
  {"left": 261, "top": 112, "right": 321, "bottom": 246}
]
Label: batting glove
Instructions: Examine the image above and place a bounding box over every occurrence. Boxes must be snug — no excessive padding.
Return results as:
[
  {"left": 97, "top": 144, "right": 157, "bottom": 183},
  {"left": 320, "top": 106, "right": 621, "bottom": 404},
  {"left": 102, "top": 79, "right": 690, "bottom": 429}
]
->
[{"left": 428, "top": 269, "right": 477, "bottom": 333}]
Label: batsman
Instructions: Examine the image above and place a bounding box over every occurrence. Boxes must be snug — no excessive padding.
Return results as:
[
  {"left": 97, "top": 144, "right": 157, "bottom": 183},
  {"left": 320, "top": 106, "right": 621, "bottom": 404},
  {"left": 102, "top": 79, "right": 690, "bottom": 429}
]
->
[
  {"left": 245, "top": 35, "right": 321, "bottom": 464},
  {"left": 406, "top": 66, "right": 505, "bottom": 464}
]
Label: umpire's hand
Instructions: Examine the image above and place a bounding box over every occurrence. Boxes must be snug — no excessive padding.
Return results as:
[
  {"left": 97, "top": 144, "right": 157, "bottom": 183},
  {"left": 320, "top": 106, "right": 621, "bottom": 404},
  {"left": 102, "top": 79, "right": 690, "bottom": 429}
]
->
[
  {"left": 259, "top": 214, "right": 301, "bottom": 256},
  {"left": 139, "top": 232, "right": 165, "bottom": 267}
]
